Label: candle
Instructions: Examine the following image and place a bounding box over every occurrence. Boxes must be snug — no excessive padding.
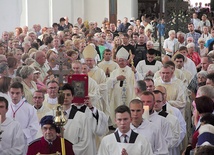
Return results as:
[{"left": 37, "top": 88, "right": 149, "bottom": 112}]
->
[{"left": 142, "top": 105, "right": 149, "bottom": 120}]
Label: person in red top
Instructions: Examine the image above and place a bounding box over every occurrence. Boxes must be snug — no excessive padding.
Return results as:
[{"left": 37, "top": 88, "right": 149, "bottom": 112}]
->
[
  {"left": 186, "top": 42, "right": 201, "bottom": 67},
  {"left": 27, "top": 115, "right": 75, "bottom": 155}
]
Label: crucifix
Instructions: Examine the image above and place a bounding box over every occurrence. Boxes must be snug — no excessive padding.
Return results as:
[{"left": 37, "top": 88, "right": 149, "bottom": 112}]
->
[{"left": 47, "top": 48, "right": 73, "bottom": 87}]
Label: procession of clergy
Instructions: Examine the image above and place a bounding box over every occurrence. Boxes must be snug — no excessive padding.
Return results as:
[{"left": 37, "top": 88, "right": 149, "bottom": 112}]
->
[{"left": 1, "top": 18, "right": 214, "bottom": 155}]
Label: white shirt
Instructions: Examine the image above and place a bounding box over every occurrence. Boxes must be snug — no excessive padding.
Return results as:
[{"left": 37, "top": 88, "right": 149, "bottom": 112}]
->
[{"left": 0, "top": 118, "right": 25, "bottom": 155}]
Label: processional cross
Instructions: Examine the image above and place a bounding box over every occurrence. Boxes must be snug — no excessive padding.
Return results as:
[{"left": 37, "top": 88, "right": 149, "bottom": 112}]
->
[{"left": 47, "top": 48, "right": 73, "bottom": 87}]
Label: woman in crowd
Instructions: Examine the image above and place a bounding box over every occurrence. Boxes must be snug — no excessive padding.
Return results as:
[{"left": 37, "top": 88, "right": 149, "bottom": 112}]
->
[
  {"left": 33, "top": 67, "right": 47, "bottom": 93},
  {"left": 112, "top": 36, "right": 121, "bottom": 61},
  {"left": 198, "top": 38, "right": 208, "bottom": 57},
  {"left": 20, "top": 66, "right": 37, "bottom": 105},
  {"left": 46, "top": 49, "right": 58, "bottom": 70},
  {"left": 0, "top": 76, "right": 12, "bottom": 102},
  {"left": 186, "top": 42, "right": 201, "bottom": 68},
  {"left": 7, "top": 56, "right": 18, "bottom": 78}
]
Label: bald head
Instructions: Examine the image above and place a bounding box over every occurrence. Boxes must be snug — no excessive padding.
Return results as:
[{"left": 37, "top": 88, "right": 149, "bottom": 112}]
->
[
  {"left": 162, "top": 55, "right": 171, "bottom": 65},
  {"left": 35, "top": 51, "right": 46, "bottom": 65}
]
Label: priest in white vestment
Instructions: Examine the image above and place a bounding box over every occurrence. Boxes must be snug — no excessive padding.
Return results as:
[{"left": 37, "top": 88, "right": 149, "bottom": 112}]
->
[
  {"left": 0, "top": 96, "right": 25, "bottom": 155},
  {"left": 32, "top": 90, "right": 52, "bottom": 121},
  {"left": 83, "top": 45, "right": 110, "bottom": 116},
  {"left": 154, "top": 65, "right": 187, "bottom": 117},
  {"left": 107, "top": 47, "right": 142, "bottom": 124},
  {"left": 98, "top": 105, "right": 153, "bottom": 155},
  {"left": 43, "top": 80, "right": 60, "bottom": 110}
]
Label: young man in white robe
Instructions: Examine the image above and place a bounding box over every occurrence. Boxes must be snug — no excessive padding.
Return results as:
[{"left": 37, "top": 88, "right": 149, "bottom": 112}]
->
[
  {"left": 98, "top": 49, "right": 119, "bottom": 77},
  {"left": 155, "top": 85, "right": 187, "bottom": 151},
  {"left": 177, "top": 46, "right": 197, "bottom": 76},
  {"left": 61, "top": 83, "right": 108, "bottom": 155},
  {"left": 173, "top": 53, "right": 193, "bottom": 85},
  {"left": 136, "top": 49, "right": 162, "bottom": 78},
  {"left": 0, "top": 97, "right": 25, "bottom": 155},
  {"left": 107, "top": 47, "right": 142, "bottom": 124},
  {"left": 6, "top": 82, "right": 39, "bottom": 153},
  {"left": 153, "top": 90, "right": 181, "bottom": 155},
  {"left": 140, "top": 91, "right": 173, "bottom": 151},
  {"left": 129, "top": 99, "right": 169, "bottom": 155},
  {"left": 98, "top": 105, "right": 153, "bottom": 155}
]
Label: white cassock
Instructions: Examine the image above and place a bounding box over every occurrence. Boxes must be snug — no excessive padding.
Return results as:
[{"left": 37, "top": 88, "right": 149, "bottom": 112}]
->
[
  {"left": 154, "top": 77, "right": 187, "bottom": 117},
  {"left": 131, "top": 119, "right": 169, "bottom": 155},
  {"left": 163, "top": 103, "right": 187, "bottom": 146},
  {"left": 50, "top": 104, "right": 108, "bottom": 155},
  {"left": 98, "top": 130, "right": 153, "bottom": 155},
  {"left": 88, "top": 66, "right": 110, "bottom": 117},
  {"left": 158, "top": 110, "right": 180, "bottom": 155},
  {"left": 107, "top": 66, "right": 142, "bottom": 122},
  {"left": 149, "top": 112, "right": 173, "bottom": 149},
  {"left": 184, "top": 57, "right": 197, "bottom": 76},
  {"left": 136, "top": 60, "right": 162, "bottom": 78},
  {"left": 6, "top": 98, "right": 39, "bottom": 154},
  {"left": 6, "top": 98, "right": 39, "bottom": 145},
  {"left": 0, "top": 118, "right": 25, "bottom": 155}
]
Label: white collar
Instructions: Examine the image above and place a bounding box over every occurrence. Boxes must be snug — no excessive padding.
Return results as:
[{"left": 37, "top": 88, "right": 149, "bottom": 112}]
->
[
  {"left": 161, "top": 79, "right": 172, "bottom": 84},
  {"left": 47, "top": 97, "right": 58, "bottom": 104}
]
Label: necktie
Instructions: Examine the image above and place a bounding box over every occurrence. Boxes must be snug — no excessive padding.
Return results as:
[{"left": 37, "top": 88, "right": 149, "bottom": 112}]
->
[
  {"left": 123, "top": 134, "right": 128, "bottom": 143},
  {"left": 72, "top": 105, "right": 87, "bottom": 113}
]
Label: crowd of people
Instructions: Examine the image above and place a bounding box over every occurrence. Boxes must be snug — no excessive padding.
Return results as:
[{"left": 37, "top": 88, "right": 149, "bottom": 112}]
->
[{"left": 0, "top": 11, "right": 214, "bottom": 155}]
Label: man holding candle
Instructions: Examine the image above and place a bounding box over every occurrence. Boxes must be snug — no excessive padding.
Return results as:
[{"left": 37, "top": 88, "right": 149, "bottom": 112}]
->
[
  {"left": 129, "top": 99, "right": 169, "bottom": 155},
  {"left": 0, "top": 96, "right": 25, "bottom": 155},
  {"left": 140, "top": 91, "right": 173, "bottom": 151}
]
